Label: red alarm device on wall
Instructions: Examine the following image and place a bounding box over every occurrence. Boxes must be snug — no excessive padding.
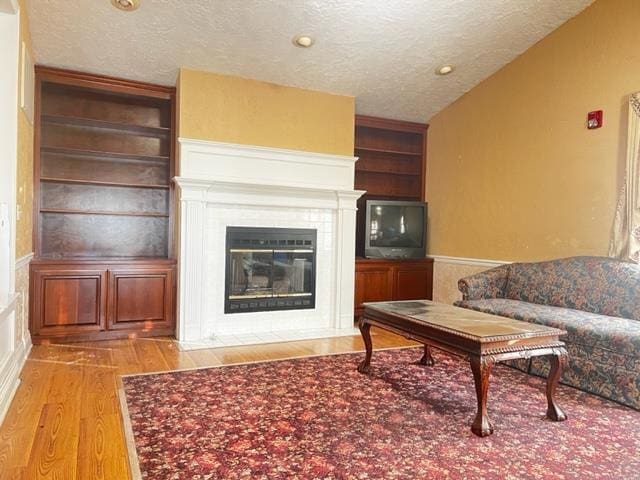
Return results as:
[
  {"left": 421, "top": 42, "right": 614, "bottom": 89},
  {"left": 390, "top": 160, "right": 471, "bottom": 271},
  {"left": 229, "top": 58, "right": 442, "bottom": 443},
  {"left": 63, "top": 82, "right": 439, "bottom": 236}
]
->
[{"left": 587, "top": 110, "right": 603, "bottom": 129}]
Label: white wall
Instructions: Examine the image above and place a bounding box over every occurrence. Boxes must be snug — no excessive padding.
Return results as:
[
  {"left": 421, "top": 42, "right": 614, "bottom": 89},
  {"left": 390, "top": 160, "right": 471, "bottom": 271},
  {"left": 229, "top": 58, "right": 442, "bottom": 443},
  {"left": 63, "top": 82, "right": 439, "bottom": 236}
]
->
[
  {"left": 0, "top": 0, "right": 30, "bottom": 426},
  {"left": 0, "top": 1, "right": 19, "bottom": 299}
]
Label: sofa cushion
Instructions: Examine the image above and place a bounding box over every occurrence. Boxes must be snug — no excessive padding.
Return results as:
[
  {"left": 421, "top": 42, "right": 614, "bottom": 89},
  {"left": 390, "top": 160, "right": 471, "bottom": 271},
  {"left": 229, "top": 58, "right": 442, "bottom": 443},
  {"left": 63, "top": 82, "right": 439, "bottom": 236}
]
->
[
  {"left": 503, "top": 257, "right": 640, "bottom": 321},
  {"left": 455, "top": 298, "right": 640, "bottom": 356}
]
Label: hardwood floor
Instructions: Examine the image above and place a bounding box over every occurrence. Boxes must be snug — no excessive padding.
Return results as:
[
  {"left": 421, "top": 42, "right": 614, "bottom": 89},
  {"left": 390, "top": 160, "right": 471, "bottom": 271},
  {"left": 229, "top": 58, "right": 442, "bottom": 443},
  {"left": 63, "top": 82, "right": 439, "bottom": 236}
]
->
[{"left": 0, "top": 328, "right": 414, "bottom": 479}]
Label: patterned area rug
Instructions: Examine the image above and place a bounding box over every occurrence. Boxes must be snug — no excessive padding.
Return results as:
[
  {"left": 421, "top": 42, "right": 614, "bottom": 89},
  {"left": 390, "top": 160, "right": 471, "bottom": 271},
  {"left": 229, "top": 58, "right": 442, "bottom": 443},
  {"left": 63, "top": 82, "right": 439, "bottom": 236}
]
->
[{"left": 121, "top": 348, "right": 640, "bottom": 479}]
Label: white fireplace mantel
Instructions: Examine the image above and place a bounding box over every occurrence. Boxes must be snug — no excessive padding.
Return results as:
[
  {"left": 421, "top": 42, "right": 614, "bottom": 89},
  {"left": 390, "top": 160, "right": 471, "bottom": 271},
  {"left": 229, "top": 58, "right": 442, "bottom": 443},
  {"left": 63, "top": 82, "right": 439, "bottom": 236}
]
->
[
  {"left": 178, "top": 138, "right": 358, "bottom": 191},
  {"left": 175, "top": 138, "right": 364, "bottom": 344}
]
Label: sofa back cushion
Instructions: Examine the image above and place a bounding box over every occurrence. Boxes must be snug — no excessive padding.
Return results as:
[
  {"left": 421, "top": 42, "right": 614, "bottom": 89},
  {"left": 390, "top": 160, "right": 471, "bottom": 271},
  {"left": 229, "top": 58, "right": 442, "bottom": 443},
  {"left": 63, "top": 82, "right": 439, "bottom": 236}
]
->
[{"left": 504, "top": 256, "right": 640, "bottom": 320}]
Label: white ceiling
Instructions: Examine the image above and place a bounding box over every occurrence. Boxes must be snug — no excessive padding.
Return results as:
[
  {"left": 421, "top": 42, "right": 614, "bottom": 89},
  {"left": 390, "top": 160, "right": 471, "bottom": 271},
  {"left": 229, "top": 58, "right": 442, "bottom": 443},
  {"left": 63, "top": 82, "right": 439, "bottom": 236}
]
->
[{"left": 27, "top": 0, "right": 594, "bottom": 123}]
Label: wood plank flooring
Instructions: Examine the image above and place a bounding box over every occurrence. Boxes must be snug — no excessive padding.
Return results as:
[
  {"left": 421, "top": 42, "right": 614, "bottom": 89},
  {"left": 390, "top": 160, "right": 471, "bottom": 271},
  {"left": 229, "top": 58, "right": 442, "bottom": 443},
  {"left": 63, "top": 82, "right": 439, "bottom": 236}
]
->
[{"left": 0, "top": 329, "right": 414, "bottom": 480}]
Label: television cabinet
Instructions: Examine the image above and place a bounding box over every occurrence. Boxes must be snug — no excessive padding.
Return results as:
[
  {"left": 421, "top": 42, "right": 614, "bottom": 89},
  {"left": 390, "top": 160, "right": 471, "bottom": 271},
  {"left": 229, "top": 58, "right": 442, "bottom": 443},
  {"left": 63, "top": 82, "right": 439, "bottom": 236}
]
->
[{"left": 354, "top": 257, "right": 433, "bottom": 320}]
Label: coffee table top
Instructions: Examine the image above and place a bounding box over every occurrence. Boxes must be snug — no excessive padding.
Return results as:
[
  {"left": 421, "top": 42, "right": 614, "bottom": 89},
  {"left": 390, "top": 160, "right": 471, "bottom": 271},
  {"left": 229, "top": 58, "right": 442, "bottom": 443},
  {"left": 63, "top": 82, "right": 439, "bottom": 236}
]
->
[{"left": 363, "top": 300, "right": 565, "bottom": 342}]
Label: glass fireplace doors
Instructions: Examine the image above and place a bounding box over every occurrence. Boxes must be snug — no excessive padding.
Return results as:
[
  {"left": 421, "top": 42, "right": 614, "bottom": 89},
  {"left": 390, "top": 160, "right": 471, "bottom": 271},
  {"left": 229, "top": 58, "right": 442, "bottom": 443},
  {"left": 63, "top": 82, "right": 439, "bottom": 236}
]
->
[{"left": 224, "top": 227, "right": 317, "bottom": 313}]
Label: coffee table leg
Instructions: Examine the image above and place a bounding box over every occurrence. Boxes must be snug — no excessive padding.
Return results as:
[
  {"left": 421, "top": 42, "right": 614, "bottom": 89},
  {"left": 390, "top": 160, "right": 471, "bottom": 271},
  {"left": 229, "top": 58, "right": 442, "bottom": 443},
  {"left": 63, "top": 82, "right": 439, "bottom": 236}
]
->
[
  {"left": 357, "top": 319, "right": 373, "bottom": 374},
  {"left": 546, "top": 347, "right": 568, "bottom": 422},
  {"left": 470, "top": 356, "right": 494, "bottom": 437},
  {"left": 418, "top": 345, "right": 435, "bottom": 366}
]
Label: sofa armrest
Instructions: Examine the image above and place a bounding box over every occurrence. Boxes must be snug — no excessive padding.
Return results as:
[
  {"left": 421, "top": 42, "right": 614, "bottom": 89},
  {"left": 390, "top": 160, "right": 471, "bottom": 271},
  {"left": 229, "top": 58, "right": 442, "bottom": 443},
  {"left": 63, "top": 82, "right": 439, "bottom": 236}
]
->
[{"left": 458, "top": 265, "right": 509, "bottom": 300}]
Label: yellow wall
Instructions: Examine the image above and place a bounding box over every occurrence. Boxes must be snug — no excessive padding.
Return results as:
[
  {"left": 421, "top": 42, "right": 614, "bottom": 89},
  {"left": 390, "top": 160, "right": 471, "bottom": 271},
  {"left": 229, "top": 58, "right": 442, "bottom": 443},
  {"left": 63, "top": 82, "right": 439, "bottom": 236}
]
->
[
  {"left": 426, "top": 0, "right": 640, "bottom": 261},
  {"left": 16, "top": 0, "right": 33, "bottom": 259},
  {"left": 178, "top": 69, "right": 355, "bottom": 156}
]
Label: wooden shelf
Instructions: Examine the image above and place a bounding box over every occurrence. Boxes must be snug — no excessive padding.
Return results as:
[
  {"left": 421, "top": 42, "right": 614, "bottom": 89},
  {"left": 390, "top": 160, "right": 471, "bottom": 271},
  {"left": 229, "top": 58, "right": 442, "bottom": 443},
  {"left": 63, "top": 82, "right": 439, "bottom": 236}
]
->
[
  {"left": 34, "top": 255, "right": 172, "bottom": 263},
  {"left": 42, "top": 114, "right": 170, "bottom": 137},
  {"left": 355, "top": 146, "right": 422, "bottom": 156},
  {"left": 40, "top": 176, "right": 169, "bottom": 189},
  {"left": 40, "top": 146, "right": 169, "bottom": 165},
  {"left": 40, "top": 208, "right": 169, "bottom": 218}
]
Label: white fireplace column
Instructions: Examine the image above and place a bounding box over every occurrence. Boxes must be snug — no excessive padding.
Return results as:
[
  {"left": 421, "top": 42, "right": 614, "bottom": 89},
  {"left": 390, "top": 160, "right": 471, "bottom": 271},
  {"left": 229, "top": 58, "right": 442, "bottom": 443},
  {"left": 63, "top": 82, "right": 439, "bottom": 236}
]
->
[
  {"left": 175, "top": 139, "right": 364, "bottom": 343},
  {"left": 334, "top": 191, "right": 361, "bottom": 330},
  {"left": 175, "top": 179, "right": 210, "bottom": 342}
]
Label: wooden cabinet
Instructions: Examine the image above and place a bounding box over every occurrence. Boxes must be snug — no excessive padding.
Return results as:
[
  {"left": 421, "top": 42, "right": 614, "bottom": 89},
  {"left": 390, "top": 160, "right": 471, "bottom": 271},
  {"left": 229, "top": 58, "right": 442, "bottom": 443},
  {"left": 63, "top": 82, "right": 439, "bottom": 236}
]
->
[
  {"left": 394, "top": 263, "right": 434, "bottom": 301},
  {"left": 30, "top": 260, "right": 175, "bottom": 343},
  {"left": 30, "top": 67, "right": 177, "bottom": 343},
  {"left": 354, "top": 257, "right": 433, "bottom": 319},
  {"left": 107, "top": 268, "right": 174, "bottom": 332},
  {"left": 31, "top": 268, "right": 107, "bottom": 338},
  {"left": 354, "top": 263, "right": 394, "bottom": 307}
]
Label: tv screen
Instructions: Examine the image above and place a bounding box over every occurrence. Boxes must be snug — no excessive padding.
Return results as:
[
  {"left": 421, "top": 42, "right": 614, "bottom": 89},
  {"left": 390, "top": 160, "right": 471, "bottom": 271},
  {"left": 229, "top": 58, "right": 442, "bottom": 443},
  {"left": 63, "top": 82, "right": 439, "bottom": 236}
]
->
[{"left": 365, "top": 200, "right": 427, "bottom": 258}]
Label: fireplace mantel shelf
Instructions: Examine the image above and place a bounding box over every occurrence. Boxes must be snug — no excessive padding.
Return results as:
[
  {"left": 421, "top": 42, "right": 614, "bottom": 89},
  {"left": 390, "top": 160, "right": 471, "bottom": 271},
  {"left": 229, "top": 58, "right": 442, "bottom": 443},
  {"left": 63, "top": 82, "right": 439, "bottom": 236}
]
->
[{"left": 174, "top": 176, "right": 365, "bottom": 210}]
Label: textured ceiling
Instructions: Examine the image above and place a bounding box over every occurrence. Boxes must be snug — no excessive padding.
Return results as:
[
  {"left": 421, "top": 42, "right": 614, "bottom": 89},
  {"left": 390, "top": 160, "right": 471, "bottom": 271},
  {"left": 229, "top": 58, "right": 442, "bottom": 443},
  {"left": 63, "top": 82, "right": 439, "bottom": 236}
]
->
[{"left": 27, "top": 0, "right": 594, "bottom": 122}]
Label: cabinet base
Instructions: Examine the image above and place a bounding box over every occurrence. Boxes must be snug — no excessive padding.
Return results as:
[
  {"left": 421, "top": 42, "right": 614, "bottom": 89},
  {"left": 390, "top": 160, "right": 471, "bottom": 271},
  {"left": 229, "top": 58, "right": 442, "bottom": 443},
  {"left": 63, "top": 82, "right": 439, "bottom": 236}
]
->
[
  {"left": 29, "top": 258, "right": 176, "bottom": 343},
  {"left": 30, "top": 327, "right": 176, "bottom": 345},
  {"left": 354, "top": 257, "right": 434, "bottom": 320}
]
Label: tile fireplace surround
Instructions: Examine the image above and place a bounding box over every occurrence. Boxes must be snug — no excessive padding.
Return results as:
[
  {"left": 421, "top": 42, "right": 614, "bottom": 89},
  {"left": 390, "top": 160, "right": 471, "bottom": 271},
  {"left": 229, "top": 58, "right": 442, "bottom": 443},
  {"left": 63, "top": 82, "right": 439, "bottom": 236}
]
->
[{"left": 174, "top": 139, "right": 364, "bottom": 347}]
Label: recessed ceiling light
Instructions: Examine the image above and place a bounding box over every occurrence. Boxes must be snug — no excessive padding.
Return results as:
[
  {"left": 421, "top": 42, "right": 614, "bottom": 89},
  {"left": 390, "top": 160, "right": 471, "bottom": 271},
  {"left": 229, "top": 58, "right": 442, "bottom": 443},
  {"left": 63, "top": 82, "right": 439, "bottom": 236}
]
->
[
  {"left": 111, "top": 0, "right": 140, "bottom": 11},
  {"left": 292, "top": 35, "right": 314, "bottom": 48},
  {"left": 436, "top": 65, "right": 454, "bottom": 76}
]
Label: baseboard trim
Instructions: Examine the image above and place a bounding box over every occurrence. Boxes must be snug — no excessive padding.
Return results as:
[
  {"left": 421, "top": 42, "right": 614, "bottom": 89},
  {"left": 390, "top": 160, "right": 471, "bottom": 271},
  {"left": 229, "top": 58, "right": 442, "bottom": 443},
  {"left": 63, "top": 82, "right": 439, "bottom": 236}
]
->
[
  {"left": 15, "top": 252, "right": 34, "bottom": 270},
  {"left": 0, "top": 334, "right": 32, "bottom": 426},
  {"left": 428, "top": 254, "right": 511, "bottom": 268}
]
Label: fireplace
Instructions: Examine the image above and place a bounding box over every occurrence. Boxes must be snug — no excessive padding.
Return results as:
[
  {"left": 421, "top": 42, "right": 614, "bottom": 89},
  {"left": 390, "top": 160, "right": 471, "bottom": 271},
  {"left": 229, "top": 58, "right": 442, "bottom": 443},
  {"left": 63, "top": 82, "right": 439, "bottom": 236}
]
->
[
  {"left": 175, "top": 139, "right": 363, "bottom": 344},
  {"left": 224, "top": 227, "right": 316, "bottom": 314}
]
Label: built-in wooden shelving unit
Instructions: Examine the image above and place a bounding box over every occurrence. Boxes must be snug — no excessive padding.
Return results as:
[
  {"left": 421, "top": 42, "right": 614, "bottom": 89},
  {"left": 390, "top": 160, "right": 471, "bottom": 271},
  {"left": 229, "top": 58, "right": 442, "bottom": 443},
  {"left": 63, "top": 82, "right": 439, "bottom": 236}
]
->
[
  {"left": 354, "top": 115, "right": 428, "bottom": 256},
  {"left": 30, "top": 67, "right": 177, "bottom": 344},
  {"left": 353, "top": 116, "right": 432, "bottom": 315}
]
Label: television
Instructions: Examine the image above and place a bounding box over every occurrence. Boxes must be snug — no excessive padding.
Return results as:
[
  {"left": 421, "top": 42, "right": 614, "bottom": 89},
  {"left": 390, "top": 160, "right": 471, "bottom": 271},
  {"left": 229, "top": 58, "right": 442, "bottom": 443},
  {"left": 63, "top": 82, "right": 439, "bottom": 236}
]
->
[{"left": 364, "top": 200, "right": 427, "bottom": 259}]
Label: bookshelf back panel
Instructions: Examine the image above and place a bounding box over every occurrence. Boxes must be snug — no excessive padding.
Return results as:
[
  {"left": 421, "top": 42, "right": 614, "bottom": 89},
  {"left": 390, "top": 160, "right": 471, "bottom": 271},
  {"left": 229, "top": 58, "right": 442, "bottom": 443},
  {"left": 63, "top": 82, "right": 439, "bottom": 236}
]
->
[
  {"left": 41, "top": 82, "right": 171, "bottom": 128},
  {"left": 355, "top": 170, "right": 422, "bottom": 199},
  {"left": 356, "top": 150, "right": 422, "bottom": 175},
  {"left": 41, "top": 213, "right": 168, "bottom": 258},
  {"left": 41, "top": 124, "right": 168, "bottom": 157},
  {"left": 355, "top": 126, "right": 423, "bottom": 154},
  {"left": 41, "top": 153, "right": 169, "bottom": 185},
  {"left": 41, "top": 183, "right": 169, "bottom": 215}
]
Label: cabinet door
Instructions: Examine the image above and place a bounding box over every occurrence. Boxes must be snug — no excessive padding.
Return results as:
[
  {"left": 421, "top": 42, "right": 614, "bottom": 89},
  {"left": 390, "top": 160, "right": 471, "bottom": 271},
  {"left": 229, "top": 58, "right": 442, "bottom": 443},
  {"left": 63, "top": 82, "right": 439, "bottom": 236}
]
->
[
  {"left": 107, "top": 268, "right": 175, "bottom": 332},
  {"left": 31, "top": 268, "right": 107, "bottom": 337},
  {"left": 393, "top": 264, "right": 433, "bottom": 301},
  {"left": 354, "top": 267, "right": 394, "bottom": 318}
]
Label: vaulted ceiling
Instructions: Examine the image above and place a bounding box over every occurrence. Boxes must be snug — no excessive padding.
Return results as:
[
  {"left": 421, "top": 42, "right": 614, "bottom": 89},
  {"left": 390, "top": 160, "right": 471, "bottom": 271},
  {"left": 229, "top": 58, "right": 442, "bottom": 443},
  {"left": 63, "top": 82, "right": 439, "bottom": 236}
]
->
[{"left": 27, "top": 0, "right": 594, "bottom": 122}]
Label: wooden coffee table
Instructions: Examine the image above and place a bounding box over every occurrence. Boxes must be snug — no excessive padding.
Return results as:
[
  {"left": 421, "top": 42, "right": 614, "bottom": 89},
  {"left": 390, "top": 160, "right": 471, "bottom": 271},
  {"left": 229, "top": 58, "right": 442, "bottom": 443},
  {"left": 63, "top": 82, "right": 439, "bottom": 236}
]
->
[{"left": 357, "top": 300, "right": 568, "bottom": 437}]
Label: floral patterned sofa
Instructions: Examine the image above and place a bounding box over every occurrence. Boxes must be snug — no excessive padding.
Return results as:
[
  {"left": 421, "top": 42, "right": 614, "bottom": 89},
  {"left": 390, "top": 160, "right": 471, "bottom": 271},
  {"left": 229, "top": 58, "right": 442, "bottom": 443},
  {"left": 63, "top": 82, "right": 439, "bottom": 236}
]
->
[{"left": 454, "top": 256, "right": 640, "bottom": 409}]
